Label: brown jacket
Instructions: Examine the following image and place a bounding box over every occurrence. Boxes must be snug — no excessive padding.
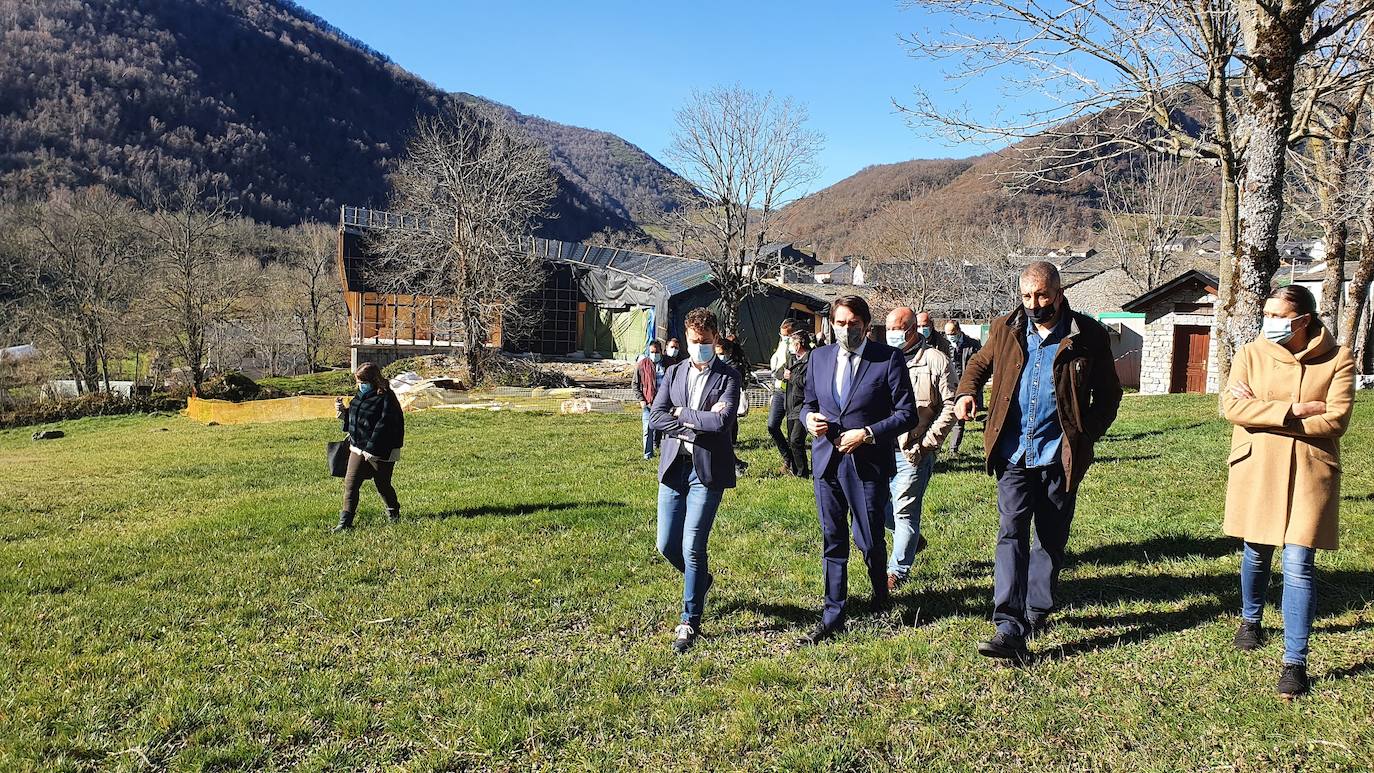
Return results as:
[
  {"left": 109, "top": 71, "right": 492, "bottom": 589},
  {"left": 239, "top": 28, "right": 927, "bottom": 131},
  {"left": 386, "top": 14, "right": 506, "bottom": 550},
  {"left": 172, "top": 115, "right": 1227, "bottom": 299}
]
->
[
  {"left": 1221, "top": 329, "right": 1355, "bottom": 550},
  {"left": 956, "top": 303, "right": 1123, "bottom": 492},
  {"left": 897, "top": 342, "right": 958, "bottom": 460}
]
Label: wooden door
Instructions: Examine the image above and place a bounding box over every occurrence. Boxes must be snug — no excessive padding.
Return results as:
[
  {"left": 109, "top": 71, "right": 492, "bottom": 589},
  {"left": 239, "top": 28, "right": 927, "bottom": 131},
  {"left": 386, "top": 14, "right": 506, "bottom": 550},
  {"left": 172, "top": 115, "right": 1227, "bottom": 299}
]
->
[{"left": 1170, "top": 326, "right": 1210, "bottom": 393}]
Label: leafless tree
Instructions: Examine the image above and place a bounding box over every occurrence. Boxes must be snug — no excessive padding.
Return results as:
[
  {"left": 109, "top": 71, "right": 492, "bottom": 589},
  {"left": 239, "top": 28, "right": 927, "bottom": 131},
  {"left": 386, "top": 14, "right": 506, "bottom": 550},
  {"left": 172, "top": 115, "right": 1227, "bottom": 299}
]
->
[
  {"left": 666, "top": 85, "right": 824, "bottom": 335},
  {"left": 16, "top": 188, "right": 147, "bottom": 393},
  {"left": 1340, "top": 109, "right": 1374, "bottom": 367},
  {"left": 139, "top": 186, "right": 255, "bottom": 390},
  {"left": 898, "top": 0, "right": 1374, "bottom": 384},
  {"left": 1097, "top": 153, "right": 1212, "bottom": 292},
  {"left": 858, "top": 187, "right": 964, "bottom": 311},
  {"left": 282, "top": 222, "right": 345, "bottom": 371},
  {"left": 368, "top": 102, "right": 556, "bottom": 383}
]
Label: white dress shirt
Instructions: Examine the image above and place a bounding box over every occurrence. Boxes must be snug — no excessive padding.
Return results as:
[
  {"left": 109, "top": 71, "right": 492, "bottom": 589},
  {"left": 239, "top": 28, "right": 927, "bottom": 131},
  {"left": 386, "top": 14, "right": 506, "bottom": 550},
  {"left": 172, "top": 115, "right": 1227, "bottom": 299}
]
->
[{"left": 834, "top": 339, "right": 867, "bottom": 403}]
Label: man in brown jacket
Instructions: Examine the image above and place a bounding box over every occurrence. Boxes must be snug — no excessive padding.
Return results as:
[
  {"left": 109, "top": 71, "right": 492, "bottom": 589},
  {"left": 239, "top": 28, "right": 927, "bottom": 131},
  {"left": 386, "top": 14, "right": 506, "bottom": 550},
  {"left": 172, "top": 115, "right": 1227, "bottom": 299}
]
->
[
  {"left": 883, "top": 306, "right": 958, "bottom": 589},
  {"left": 954, "top": 261, "right": 1122, "bottom": 661}
]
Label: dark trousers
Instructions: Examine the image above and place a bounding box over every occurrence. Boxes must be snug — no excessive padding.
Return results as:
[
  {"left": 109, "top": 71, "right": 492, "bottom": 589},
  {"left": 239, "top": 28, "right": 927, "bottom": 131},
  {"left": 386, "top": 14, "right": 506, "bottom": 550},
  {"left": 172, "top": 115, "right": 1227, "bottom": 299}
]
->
[
  {"left": 992, "top": 461, "right": 1076, "bottom": 638},
  {"left": 767, "top": 391, "right": 791, "bottom": 468},
  {"left": 815, "top": 455, "right": 891, "bottom": 627},
  {"left": 786, "top": 413, "right": 810, "bottom": 476},
  {"left": 342, "top": 452, "right": 400, "bottom": 514}
]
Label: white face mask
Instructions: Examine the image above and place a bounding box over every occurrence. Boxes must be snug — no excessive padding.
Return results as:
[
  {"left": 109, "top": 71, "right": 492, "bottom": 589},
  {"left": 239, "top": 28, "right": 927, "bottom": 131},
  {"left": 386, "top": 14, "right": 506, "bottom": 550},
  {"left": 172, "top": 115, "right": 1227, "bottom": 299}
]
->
[
  {"left": 1262, "top": 315, "right": 1302, "bottom": 345},
  {"left": 688, "top": 343, "right": 715, "bottom": 364},
  {"left": 665, "top": 346, "right": 679, "bottom": 357},
  {"left": 885, "top": 329, "right": 908, "bottom": 349}
]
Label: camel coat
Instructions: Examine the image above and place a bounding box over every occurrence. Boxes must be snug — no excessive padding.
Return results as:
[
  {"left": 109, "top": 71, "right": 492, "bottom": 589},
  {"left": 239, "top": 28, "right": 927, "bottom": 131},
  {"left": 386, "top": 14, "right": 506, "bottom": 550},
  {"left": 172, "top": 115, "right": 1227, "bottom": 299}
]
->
[{"left": 1221, "top": 327, "right": 1355, "bottom": 550}]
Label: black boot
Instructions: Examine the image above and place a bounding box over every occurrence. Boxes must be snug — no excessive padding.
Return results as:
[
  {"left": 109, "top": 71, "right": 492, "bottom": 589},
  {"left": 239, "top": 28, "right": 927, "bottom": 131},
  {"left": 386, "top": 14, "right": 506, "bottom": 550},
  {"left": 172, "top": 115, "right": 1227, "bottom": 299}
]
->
[
  {"left": 332, "top": 511, "right": 354, "bottom": 533},
  {"left": 386, "top": 507, "right": 400, "bottom": 524}
]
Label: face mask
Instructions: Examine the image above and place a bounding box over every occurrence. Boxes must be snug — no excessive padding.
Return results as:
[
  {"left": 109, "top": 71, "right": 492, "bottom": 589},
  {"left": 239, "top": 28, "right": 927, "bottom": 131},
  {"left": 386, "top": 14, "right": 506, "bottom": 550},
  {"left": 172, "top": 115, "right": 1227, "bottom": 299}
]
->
[
  {"left": 948, "top": 333, "right": 962, "bottom": 346},
  {"left": 1263, "top": 315, "right": 1302, "bottom": 345},
  {"left": 885, "top": 329, "right": 908, "bottom": 349},
  {"left": 835, "top": 323, "right": 865, "bottom": 352},
  {"left": 666, "top": 346, "right": 679, "bottom": 357},
  {"left": 688, "top": 343, "right": 715, "bottom": 364},
  {"left": 358, "top": 383, "right": 374, "bottom": 396},
  {"left": 918, "top": 325, "right": 933, "bottom": 338},
  {"left": 1027, "top": 302, "right": 1057, "bottom": 325},
  {"left": 649, "top": 352, "right": 662, "bottom": 363}
]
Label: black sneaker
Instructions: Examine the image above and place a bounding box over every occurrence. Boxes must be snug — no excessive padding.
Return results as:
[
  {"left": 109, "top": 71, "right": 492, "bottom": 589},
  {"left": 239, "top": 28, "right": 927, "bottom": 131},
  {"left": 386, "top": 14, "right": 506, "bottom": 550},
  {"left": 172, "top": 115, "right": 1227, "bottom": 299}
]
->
[
  {"left": 1234, "top": 620, "right": 1265, "bottom": 651},
  {"left": 1277, "top": 663, "right": 1309, "bottom": 699},
  {"left": 672, "top": 623, "right": 699, "bottom": 654},
  {"left": 797, "top": 621, "right": 844, "bottom": 647},
  {"left": 915, "top": 535, "right": 928, "bottom": 554},
  {"left": 977, "top": 631, "right": 1031, "bottom": 663}
]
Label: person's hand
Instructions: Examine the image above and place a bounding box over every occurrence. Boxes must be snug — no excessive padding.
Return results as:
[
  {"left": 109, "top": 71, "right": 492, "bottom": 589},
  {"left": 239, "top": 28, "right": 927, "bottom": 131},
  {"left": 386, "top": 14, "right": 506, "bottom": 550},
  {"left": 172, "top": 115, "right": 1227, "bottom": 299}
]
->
[
  {"left": 1292, "top": 400, "right": 1326, "bottom": 418},
  {"left": 673, "top": 406, "right": 683, "bottom": 418},
  {"left": 1228, "top": 381, "right": 1255, "bottom": 400},
  {"left": 954, "top": 395, "right": 976, "bottom": 421},
  {"left": 640, "top": 400, "right": 648, "bottom": 409},
  {"left": 806, "top": 412, "right": 830, "bottom": 436},
  {"left": 710, "top": 401, "right": 729, "bottom": 413},
  {"left": 335, "top": 397, "right": 345, "bottom": 417},
  {"left": 783, "top": 368, "right": 792, "bottom": 380},
  {"left": 837, "top": 429, "right": 867, "bottom": 453}
]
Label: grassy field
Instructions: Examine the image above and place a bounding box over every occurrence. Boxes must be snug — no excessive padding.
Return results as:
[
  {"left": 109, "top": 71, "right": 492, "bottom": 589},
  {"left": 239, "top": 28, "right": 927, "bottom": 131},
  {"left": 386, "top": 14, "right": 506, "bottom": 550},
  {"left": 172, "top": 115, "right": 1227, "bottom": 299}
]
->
[{"left": 1, "top": 393, "right": 1371, "bottom": 771}]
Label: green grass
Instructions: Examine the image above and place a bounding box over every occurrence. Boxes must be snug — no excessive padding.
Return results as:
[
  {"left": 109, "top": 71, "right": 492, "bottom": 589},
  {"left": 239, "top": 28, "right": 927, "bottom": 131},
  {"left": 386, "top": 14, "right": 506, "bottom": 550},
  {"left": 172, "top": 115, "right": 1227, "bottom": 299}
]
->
[
  {"left": 256, "top": 371, "right": 357, "bottom": 396},
  {"left": 1, "top": 394, "right": 1371, "bottom": 770}
]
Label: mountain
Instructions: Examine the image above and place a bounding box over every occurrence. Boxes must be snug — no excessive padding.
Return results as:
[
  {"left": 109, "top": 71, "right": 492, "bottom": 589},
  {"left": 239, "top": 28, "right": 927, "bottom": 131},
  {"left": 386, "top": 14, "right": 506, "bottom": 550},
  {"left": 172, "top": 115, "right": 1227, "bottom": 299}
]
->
[{"left": 0, "top": 0, "right": 695, "bottom": 239}]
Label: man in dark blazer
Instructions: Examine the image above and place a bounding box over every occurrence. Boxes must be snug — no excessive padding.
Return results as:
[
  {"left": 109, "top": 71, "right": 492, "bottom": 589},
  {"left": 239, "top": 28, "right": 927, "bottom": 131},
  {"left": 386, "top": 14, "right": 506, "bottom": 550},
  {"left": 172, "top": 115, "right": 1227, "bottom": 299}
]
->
[
  {"left": 649, "top": 307, "right": 742, "bottom": 654},
  {"left": 799, "top": 296, "right": 917, "bottom": 644}
]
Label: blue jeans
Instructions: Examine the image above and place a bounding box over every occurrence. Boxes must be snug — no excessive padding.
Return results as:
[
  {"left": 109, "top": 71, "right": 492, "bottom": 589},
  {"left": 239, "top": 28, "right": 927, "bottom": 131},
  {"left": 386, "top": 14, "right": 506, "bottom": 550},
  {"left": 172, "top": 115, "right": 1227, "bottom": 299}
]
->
[
  {"left": 641, "top": 406, "right": 659, "bottom": 458},
  {"left": 886, "top": 451, "right": 936, "bottom": 578},
  {"left": 657, "top": 455, "right": 724, "bottom": 627},
  {"left": 1241, "top": 541, "right": 1317, "bottom": 666}
]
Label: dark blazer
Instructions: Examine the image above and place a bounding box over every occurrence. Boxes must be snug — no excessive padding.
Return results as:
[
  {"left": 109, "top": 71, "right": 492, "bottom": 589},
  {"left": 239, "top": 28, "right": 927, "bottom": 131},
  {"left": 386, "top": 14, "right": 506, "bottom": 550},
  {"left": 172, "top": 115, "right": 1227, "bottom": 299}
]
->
[
  {"left": 801, "top": 341, "right": 917, "bottom": 481},
  {"left": 784, "top": 353, "right": 809, "bottom": 420},
  {"left": 649, "top": 357, "right": 742, "bottom": 489},
  {"left": 342, "top": 388, "right": 405, "bottom": 458}
]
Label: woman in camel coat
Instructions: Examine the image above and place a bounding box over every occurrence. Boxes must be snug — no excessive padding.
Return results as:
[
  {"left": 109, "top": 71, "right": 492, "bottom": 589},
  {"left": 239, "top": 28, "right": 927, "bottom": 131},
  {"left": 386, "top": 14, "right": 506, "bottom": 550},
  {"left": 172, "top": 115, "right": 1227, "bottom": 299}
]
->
[{"left": 1221, "top": 284, "right": 1355, "bottom": 699}]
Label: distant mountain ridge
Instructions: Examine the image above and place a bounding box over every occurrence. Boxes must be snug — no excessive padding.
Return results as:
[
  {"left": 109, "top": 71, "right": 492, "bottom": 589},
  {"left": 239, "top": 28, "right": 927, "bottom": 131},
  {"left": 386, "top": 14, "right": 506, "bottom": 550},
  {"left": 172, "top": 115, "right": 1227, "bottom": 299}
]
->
[{"left": 0, "top": 0, "right": 696, "bottom": 240}]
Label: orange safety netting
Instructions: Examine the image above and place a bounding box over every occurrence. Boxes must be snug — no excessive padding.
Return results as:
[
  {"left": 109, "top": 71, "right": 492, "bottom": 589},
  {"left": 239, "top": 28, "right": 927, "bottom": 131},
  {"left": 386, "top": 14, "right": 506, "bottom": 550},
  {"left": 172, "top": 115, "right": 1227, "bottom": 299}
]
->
[{"left": 185, "top": 395, "right": 344, "bottom": 425}]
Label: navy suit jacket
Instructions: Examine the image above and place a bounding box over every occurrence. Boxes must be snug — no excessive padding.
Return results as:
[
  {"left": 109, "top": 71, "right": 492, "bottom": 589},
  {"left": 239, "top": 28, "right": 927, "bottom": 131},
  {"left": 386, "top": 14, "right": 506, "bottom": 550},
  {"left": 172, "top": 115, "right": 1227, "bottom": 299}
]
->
[
  {"left": 649, "top": 357, "right": 742, "bottom": 489},
  {"left": 801, "top": 341, "right": 917, "bottom": 481}
]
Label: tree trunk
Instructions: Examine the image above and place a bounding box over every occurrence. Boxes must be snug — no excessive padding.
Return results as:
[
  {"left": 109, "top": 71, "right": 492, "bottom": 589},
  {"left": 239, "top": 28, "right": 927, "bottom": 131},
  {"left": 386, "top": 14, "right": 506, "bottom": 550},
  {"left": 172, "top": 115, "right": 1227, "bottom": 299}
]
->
[
  {"left": 1320, "top": 219, "right": 1348, "bottom": 332},
  {"left": 1213, "top": 163, "right": 1241, "bottom": 389},
  {"left": 1342, "top": 228, "right": 1373, "bottom": 369}
]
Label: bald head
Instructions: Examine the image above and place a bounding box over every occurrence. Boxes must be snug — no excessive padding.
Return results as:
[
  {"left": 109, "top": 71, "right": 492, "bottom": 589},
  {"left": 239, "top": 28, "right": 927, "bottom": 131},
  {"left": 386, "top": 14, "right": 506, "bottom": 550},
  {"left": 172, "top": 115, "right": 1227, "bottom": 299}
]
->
[
  {"left": 1020, "top": 261, "right": 1062, "bottom": 291},
  {"left": 885, "top": 307, "right": 917, "bottom": 351}
]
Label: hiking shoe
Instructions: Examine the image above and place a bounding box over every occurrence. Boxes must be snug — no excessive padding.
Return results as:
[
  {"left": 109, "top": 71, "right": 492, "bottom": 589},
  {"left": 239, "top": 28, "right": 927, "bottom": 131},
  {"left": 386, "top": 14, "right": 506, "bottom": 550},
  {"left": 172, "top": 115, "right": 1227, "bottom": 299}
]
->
[
  {"left": 671, "top": 623, "right": 699, "bottom": 654},
  {"left": 1233, "top": 620, "right": 1265, "bottom": 651},
  {"left": 797, "top": 621, "right": 844, "bottom": 647},
  {"left": 1277, "top": 663, "right": 1309, "bottom": 699},
  {"left": 977, "top": 631, "right": 1031, "bottom": 663}
]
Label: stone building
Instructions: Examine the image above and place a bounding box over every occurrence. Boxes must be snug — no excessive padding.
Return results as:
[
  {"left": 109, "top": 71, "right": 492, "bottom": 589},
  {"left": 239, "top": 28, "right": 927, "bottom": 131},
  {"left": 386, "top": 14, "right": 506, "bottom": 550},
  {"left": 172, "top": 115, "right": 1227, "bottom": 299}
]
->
[{"left": 1123, "top": 270, "right": 1221, "bottom": 395}]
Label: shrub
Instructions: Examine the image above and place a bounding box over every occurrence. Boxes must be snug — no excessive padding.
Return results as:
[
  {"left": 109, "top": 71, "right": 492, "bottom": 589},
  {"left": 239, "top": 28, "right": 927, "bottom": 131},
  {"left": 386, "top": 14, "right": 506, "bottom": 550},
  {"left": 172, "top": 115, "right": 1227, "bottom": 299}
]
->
[{"left": 0, "top": 393, "right": 187, "bottom": 429}]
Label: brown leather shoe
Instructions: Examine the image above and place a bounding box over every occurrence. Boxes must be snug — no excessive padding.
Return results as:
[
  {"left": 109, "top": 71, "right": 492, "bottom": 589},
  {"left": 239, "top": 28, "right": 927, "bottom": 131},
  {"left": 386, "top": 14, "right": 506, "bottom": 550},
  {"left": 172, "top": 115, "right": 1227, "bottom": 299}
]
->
[{"left": 886, "top": 573, "right": 902, "bottom": 592}]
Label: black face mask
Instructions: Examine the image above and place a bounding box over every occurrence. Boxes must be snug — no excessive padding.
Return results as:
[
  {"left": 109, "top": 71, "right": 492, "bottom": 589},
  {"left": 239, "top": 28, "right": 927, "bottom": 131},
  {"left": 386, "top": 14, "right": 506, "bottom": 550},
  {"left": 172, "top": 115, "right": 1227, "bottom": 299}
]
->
[{"left": 1027, "top": 302, "right": 1057, "bottom": 325}]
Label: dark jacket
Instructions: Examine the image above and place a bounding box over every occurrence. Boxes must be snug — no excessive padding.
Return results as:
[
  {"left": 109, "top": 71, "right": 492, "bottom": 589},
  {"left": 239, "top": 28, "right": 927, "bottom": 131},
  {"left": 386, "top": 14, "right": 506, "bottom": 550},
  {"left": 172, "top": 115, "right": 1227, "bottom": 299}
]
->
[
  {"left": 946, "top": 333, "right": 982, "bottom": 383},
  {"left": 649, "top": 357, "right": 742, "bottom": 488},
  {"left": 342, "top": 388, "right": 405, "bottom": 458},
  {"left": 632, "top": 356, "right": 664, "bottom": 403},
  {"left": 956, "top": 302, "right": 1122, "bottom": 492},
  {"left": 801, "top": 341, "right": 917, "bottom": 481},
  {"left": 784, "top": 352, "right": 809, "bottom": 420}
]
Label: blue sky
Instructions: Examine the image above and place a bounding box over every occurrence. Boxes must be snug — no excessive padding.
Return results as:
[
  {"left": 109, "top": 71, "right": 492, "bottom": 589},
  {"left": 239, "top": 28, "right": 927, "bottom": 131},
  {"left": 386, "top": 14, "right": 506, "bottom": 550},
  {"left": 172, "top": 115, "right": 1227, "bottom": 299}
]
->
[{"left": 294, "top": 1, "right": 1010, "bottom": 192}]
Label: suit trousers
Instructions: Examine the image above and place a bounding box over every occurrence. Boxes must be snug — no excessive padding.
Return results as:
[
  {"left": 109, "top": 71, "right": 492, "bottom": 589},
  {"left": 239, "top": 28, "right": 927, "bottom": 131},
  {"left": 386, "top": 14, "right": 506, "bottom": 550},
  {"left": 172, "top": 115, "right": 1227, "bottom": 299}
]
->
[
  {"left": 992, "top": 460, "right": 1076, "bottom": 638},
  {"left": 815, "top": 453, "right": 891, "bottom": 627}
]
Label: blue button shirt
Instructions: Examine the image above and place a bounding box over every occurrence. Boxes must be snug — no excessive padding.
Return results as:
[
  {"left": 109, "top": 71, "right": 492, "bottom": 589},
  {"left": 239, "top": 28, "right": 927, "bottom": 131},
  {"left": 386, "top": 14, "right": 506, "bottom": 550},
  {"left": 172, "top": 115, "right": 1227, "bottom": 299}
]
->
[{"left": 996, "top": 312, "right": 1069, "bottom": 467}]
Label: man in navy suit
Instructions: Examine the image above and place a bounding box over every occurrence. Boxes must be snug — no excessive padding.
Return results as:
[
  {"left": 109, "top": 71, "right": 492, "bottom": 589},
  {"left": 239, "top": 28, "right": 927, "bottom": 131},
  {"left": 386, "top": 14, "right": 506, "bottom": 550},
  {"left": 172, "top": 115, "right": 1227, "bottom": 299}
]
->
[
  {"left": 649, "top": 307, "right": 742, "bottom": 654},
  {"left": 799, "top": 296, "right": 917, "bottom": 645}
]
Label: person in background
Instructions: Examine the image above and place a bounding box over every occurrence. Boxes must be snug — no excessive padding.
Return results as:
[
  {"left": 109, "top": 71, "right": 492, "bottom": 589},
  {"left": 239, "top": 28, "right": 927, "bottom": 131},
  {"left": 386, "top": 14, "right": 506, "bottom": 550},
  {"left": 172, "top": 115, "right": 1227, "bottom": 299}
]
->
[
  {"left": 917, "top": 310, "right": 951, "bottom": 357},
  {"left": 633, "top": 339, "right": 668, "bottom": 460},
  {"left": 649, "top": 307, "right": 742, "bottom": 653},
  {"left": 883, "top": 307, "right": 957, "bottom": 590},
  {"left": 714, "top": 337, "right": 751, "bottom": 477},
  {"left": 333, "top": 362, "right": 405, "bottom": 533},
  {"left": 664, "top": 338, "right": 684, "bottom": 366},
  {"left": 798, "top": 295, "right": 916, "bottom": 645},
  {"left": 769, "top": 319, "right": 803, "bottom": 475},
  {"left": 784, "top": 329, "right": 816, "bottom": 478},
  {"left": 1222, "top": 284, "right": 1355, "bottom": 699},
  {"left": 954, "top": 261, "right": 1122, "bottom": 663},
  {"left": 943, "top": 320, "right": 983, "bottom": 455}
]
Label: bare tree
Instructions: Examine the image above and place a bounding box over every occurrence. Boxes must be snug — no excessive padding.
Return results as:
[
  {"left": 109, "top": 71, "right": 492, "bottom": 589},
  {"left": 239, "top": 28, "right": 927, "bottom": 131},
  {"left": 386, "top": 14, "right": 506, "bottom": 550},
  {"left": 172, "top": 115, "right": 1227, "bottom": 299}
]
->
[
  {"left": 1097, "top": 153, "right": 1212, "bottom": 292},
  {"left": 368, "top": 103, "right": 555, "bottom": 384},
  {"left": 16, "top": 188, "right": 147, "bottom": 393},
  {"left": 282, "top": 222, "right": 345, "bottom": 371},
  {"left": 858, "top": 187, "right": 964, "bottom": 311},
  {"left": 667, "top": 85, "right": 823, "bottom": 335},
  {"left": 139, "top": 186, "right": 255, "bottom": 390},
  {"left": 898, "top": 0, "right": 1374, "bottom": 384},
  {"left": 1340, "top": 111, "right": 1374, "bottom": 366}
]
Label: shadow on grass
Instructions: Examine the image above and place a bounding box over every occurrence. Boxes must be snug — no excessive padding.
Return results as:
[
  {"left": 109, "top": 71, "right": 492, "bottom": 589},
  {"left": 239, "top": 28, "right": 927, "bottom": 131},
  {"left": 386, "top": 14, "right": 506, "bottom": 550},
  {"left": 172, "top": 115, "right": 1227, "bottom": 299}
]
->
[
  {"left": 1092, "top": 452, "right": 1163, "bottom": 463},
  {"left": 1341, "top": 491, "right": 1374, "bottom": 502},
  {"left": 711, "top": 599, "right": 817, "bottom": 633},
  {"left": 1102, "top": 422, "right": 1208, "bottom": 443},
  {"left": 1073, "top": 534, "right": 1237, "bottom": 566},
  {"left": 428, "top": 501, "right": 627, "bottom": 519},
  {"left": 1321, "top": 658, "right": 1374, "bottom": 682}
]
